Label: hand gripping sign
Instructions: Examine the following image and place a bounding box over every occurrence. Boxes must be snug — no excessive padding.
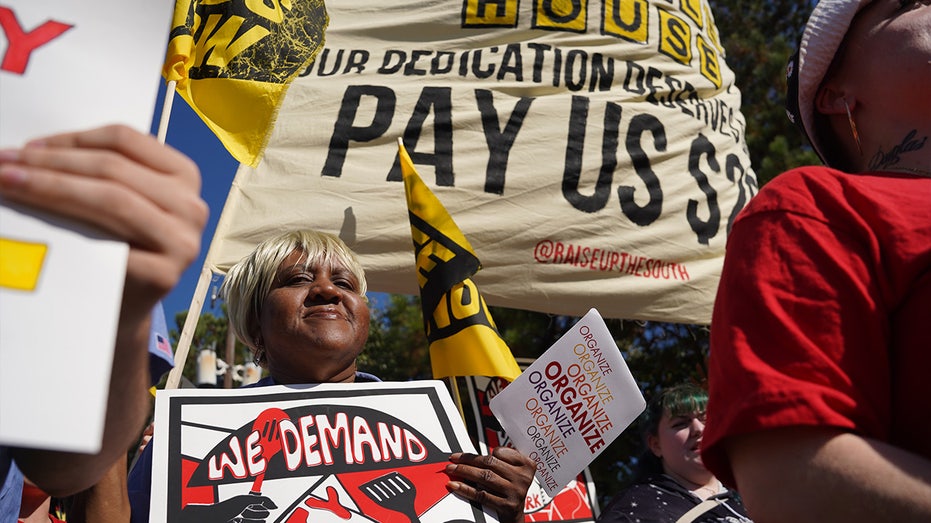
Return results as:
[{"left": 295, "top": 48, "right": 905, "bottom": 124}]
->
[{"left": 490, "top": 309, "right": 645, "bottom": 497}]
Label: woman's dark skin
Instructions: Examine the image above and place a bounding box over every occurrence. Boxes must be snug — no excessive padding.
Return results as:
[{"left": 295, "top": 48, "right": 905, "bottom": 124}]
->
[{"left": 247, "top": 245, "right": 536, "bottom": 523}]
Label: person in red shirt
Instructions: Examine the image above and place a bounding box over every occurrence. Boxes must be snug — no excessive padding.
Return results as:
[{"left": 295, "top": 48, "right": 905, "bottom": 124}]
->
[{"left": 702, "top": 0, "right": 931, "bottom": 520}]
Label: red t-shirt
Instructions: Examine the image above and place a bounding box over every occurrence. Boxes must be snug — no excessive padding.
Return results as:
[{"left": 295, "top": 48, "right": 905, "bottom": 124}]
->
[{"left": 702, "top": 166, "right": 931, "bottom": 488}]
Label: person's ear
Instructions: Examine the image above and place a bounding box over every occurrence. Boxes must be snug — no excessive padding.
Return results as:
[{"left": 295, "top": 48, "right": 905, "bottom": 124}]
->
[
  {"left": 815, "top": 84, "right": 852, "bottom": 116},
  {"left": 648, "top": 433, "right": 662, "bottom": 457}
]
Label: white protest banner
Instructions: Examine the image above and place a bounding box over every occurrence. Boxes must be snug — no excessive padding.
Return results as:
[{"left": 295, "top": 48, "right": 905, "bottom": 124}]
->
[
  {"left": 489, "top": 309, "right": 645, "bottom": 496},
  {"left": 150, "top": 381, "right": 499, "bottom": 522},
  {"left": 204, "top": 0, "right": 757, "bottom": 325},
  {"left": 0, "top": 0, "right": 171, "bottom": 452},
  {"left": 467, "top": 373, "right": 599, "bottom": 521}
]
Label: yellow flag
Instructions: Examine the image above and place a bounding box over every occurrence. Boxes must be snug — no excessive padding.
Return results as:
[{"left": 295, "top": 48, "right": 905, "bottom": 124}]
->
[
  {"left": 164, "top": 0, "right": 327, "bottom": 166},
  {"left": 399, "top": 139, "right": 521, "bottom": 381}
]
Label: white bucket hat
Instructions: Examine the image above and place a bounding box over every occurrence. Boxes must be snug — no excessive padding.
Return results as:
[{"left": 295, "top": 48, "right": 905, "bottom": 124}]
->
[{"left": 785, "top": 0, "right": 873, "bottom": 164}]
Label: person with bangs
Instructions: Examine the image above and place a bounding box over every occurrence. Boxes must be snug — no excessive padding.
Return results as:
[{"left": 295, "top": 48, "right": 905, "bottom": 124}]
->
[
  {"left": 598, "top": 384, "right": 751, "bottom": 523},
  {"left": 128, "top": 229, "right": 536, "bottom": 523}
]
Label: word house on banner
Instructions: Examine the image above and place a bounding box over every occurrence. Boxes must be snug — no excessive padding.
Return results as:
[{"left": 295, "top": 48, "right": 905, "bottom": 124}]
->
[
  {"left": 149, "top": 381, "right": 499, "bottom": 522},
  {"left": 204, "top": 0, "right": 758, "bottom": 325}
]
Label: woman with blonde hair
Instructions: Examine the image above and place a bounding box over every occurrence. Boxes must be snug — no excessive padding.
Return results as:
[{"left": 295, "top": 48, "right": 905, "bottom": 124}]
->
[{"left": 129, "top": 229, "right": 536, "bottom": 523}]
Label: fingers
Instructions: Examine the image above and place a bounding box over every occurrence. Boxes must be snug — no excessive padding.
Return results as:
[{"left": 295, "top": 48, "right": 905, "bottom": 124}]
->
[
  {"left": 11, "top": 145, "right": 202, "bottom": 224},
  {"left": 447, "top": 449, "right": 536, "bottom": 483},
  {"left": 0, "top": 124, "right": 208, "bottom": 305},
  {"left": 489, "top": 446, "right": 538, "bottom": 468},
  {"left": 1, "top": 157, "right": 199, "bottom": 249},
  {"left": 0, "top": 124, "right": 205, "bottom": 228},
  {"left": 445, "top": 449, "right": 536, "bottom": 523},
  {"left": 137, "top": 422, "right": 155, "bottom": 455},
  {"left": 32, "top": 124, "right": 200, "bottom": 189}
]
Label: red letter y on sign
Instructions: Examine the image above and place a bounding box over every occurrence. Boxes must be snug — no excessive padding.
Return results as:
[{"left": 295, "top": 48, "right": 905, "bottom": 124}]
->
[{"left": 0, "top": 7, "right": 72, "bottom": 75}]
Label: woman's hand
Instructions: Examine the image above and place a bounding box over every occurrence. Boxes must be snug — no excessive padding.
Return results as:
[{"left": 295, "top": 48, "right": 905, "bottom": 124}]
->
[{"left": 445, "top": 447, "right": 536, "bottom": 523}]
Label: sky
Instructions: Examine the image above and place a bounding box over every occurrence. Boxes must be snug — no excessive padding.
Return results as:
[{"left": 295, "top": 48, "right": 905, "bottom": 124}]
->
[{"left": 150, "top": 82, "right": 239, "bottom": 327}]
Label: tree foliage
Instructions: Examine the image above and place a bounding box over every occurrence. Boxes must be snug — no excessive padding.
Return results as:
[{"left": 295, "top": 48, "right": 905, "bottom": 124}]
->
[
  {"left": 360, "top": 294, "right": 432, "bottom": 380},
  {"left": 169, "top": 305, "right": 257, "bottom": 388},
  {"left": 712, "top": 0, "right": 820, "bottom": 183}
]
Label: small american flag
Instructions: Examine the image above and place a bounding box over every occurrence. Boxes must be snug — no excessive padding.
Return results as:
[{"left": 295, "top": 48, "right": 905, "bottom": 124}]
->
[
  {"left": 148, "top": 303, "right": 175, "bottom": 385},
  {"left": 155, "top": 333, "right": 172, "bottom": 357}
]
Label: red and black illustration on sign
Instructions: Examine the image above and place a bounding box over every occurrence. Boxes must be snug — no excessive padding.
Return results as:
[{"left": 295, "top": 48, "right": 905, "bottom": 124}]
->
[{"left": 152, "top": 383, "right": 493, "bottom": 522}]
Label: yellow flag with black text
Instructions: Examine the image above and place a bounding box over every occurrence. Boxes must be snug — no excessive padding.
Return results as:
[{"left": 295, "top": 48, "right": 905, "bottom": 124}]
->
[
  {"left": 163, "top": 0, "right": 327, "bottom": 166},
  {"left": 399, "top": 140, "right": 521, "bottom": 382}
]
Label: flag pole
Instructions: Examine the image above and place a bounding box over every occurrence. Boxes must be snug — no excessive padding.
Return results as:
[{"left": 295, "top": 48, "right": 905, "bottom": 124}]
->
[
  {"left": 446, "top": 376, "right": 467, "bottom": 426},
  {"left": 153, "top": 78, "right": 202, "bottom": 390},
  {"left": 156, "top": 80, "right": 177, "bottom": 144},
  {"left": 165, "top": 266, "right": 212, "bottom": 389}
]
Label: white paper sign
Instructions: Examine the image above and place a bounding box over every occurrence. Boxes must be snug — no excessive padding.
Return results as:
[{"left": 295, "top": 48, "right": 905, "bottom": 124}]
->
[
  {"left": 466, "top": 373, "right": 600, "bottom": 521},
  {"left": 150, "top": 381, "right": 499, "bottom": 523},
  {"left": 0, "top": 1, "right": 170, "bottom": 145},
  {"left": 0, "top": 205, "right": 128, "bottom": 452},
  {"left": 489, "top": 309, "right": 645, "bottom": 496},
  {"left": 204, "top": 0, "right": 758, "bottom": 325},
  {"left": 0, "top": 0, "right": 171, "bottom": 452}
]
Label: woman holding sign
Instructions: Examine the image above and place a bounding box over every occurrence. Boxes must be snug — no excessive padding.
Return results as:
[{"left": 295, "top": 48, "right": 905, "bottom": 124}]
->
[
  {"left": 128, "top": 229, "right": 535, "bottom": 523},
  {"left": 598, "top": 384, "right": 751, "bottom": 523}
]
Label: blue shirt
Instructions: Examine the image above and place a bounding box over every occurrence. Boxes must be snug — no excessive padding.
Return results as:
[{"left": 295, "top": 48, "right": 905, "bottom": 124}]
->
[{"left": 0, "top": 447, "right": 23, "bottom": 523}]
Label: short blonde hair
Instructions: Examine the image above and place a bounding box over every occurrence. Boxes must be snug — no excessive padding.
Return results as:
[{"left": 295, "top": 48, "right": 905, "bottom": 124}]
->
[{"left": 221, "top": 230, "right": 367, "bottom": 349}]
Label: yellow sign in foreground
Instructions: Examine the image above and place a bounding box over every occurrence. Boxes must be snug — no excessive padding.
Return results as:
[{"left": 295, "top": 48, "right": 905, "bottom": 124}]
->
[{"left": 0, "top": 238, "right": 47, "bottom": 291}]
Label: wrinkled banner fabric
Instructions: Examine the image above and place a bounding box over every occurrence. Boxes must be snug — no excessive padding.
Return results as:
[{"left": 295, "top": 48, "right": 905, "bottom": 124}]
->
[{"left": 205, "top": 0, "right": 757, "bottom": 324}]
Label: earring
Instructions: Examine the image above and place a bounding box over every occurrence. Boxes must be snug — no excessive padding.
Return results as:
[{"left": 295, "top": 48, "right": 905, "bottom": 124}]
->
[
  {"left": 253, "top": 348, "right": 265, "bottom": 366},
  {"left": 844, "top": 97, "right": 862, "bottom": 156}
]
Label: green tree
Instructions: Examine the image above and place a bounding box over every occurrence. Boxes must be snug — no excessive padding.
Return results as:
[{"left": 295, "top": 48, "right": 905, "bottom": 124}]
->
[
  {"left": 711, "top": 0, "right": 821, "bottom": 184},
  {"left": 168, "top": 305, "right": 256, "bottom": 387},
  {"left": 361, "top": 294, "right": 433, "bottom": 380}
]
